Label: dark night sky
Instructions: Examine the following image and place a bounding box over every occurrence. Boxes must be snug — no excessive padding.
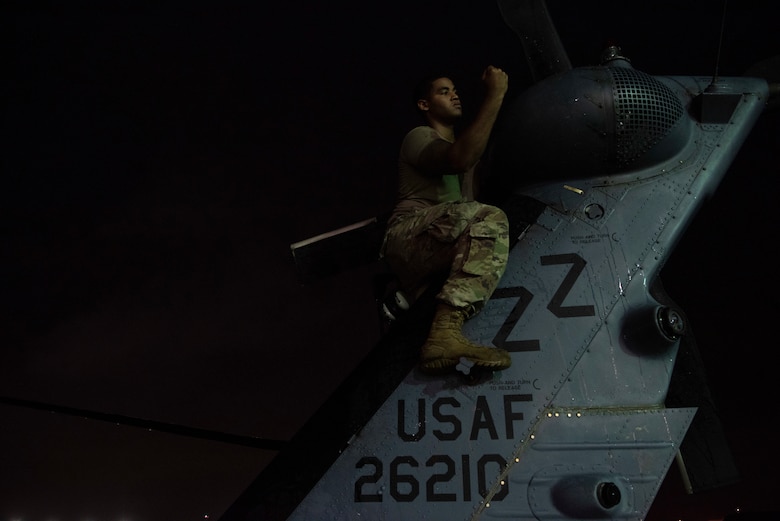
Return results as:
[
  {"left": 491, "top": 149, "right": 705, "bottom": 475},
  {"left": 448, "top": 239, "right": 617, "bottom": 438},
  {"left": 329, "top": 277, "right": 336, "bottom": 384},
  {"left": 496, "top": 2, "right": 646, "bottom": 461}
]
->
[{"left": 2, "top": 1, "right": 779, "bottom": 520}]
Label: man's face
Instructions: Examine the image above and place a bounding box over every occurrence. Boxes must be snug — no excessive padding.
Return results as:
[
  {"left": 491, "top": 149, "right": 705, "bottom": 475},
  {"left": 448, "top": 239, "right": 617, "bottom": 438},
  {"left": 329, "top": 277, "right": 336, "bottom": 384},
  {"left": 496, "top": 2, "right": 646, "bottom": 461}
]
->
[{"left": 419, "top": 77, "right": 462, "bottom": 124}]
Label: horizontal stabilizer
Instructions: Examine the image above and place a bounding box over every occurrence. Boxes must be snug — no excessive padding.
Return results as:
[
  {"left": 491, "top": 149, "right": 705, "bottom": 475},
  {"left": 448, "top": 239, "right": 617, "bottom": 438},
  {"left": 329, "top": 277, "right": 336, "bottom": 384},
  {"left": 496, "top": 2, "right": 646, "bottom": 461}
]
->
[{"left": 290, "top": 214, "right": 388, "bottom": 283}]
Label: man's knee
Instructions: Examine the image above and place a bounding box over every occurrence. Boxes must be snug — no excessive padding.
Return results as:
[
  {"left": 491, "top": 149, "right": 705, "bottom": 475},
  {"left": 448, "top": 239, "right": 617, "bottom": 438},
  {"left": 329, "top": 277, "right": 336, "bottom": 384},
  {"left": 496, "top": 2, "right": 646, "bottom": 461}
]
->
[{"left": 478, "top": 203, "right": 508, "bottom": 227}]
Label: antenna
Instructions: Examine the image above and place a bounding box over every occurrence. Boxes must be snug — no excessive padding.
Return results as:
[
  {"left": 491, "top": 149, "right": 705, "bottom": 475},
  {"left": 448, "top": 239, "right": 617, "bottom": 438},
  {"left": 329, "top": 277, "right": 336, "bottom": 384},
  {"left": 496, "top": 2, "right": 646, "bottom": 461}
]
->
[
  {"left": 0, "top": 395, "right": 288, "bottom": 450},
  {"left": 711, "top": 0, "right": 729, "bottom": 86}
]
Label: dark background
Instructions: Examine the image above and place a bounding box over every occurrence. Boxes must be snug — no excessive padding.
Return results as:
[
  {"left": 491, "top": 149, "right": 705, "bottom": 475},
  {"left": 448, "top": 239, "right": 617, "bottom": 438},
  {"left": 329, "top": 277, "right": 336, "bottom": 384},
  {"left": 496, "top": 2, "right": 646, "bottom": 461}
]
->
[{"left": 2, "top": 1, "right": 778, "bottom": 519}]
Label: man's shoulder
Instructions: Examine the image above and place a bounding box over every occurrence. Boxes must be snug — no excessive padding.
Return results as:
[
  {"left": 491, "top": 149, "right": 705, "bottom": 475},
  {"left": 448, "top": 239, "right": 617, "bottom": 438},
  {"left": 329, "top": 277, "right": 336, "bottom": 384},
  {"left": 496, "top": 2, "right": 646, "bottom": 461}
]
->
[
  {"left": 405, "top": 125, "right": 441, "bottom": 138},
  {"left": 400, "top": 125, "right": 455, "bottom": 174},
  {"left": 401, "top": 126, "right": 443, "bottom": 149}
]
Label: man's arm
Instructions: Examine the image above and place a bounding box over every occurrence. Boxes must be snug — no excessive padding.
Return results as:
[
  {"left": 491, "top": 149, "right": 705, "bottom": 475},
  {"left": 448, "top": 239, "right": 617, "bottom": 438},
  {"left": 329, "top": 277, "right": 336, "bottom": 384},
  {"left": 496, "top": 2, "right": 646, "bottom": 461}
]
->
[{"left": 447, "top": 66, "right": 508, "bottom": 172}]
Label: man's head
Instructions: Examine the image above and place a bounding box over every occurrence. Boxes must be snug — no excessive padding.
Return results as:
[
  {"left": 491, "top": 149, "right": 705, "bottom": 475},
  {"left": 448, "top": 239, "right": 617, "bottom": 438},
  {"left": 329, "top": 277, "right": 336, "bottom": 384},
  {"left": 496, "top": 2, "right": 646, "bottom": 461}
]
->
[{"left": 414, "top": 75, "right": 462, "bottom": 126}]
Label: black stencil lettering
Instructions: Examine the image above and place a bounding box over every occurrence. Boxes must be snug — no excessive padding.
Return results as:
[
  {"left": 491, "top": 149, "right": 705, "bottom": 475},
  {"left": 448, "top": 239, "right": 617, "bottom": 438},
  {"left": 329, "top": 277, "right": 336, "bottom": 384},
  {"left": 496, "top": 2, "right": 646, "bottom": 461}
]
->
[
  {"left": 397, "top": 399, "right": 425, "bottom": 441},
  {"left": 426, "top": 455, "right": 457, "bottom": 502},
  {"left": 390, "top": 456, "right": 419, "bottom": 502},
  {"left": 491, "top": 286, "right": 541, "bottom": 352},
  {"left": 462, "top": 454, "right": 471, "bottom": 502},
  {"left": 503, "top": 394, "right": 531, "bottom": 439},
  {"left": 432, "top": 397, "right": 462, "bottom": 441},
  {"left": 355, "top": 456, "right": 383, "bottom": 502},
  {"left": 541, "top": 253, "right": 596, "bottom": 317},
  {"left": 469, "top": 395, "right": 499, "bottom": 441},
  {"left": 477, "top": 454, "right": 509, "bottom": 501}
]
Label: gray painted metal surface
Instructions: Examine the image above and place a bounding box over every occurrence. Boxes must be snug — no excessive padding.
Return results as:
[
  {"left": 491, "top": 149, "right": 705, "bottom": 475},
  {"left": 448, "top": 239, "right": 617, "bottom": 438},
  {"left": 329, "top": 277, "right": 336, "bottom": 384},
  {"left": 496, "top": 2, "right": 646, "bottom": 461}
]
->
[
  {"left": 222, "top": 2, "right": 774, "bottom": 518},
  {"left": 284, "top": 74, "right": 768, "bottom": 520}
]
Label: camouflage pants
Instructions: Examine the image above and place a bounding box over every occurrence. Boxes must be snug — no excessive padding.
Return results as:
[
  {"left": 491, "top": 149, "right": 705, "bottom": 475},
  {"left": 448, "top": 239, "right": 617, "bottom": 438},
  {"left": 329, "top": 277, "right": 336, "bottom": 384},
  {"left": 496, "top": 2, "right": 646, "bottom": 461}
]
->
[{"left": 382, "top": 201, "right": 509, "bottom": 316}]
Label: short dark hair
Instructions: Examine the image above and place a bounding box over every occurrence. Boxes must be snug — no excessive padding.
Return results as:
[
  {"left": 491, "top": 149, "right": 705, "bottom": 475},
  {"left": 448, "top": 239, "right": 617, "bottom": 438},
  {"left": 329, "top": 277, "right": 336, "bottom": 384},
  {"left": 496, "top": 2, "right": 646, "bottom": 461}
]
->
[{"left": 412, "top": 72, "right": 452, "bottom": 107}]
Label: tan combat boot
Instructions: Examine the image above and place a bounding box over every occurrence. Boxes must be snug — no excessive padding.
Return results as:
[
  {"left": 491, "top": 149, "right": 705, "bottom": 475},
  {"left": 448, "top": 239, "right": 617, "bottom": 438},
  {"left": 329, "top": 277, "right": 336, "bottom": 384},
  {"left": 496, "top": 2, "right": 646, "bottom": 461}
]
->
[{"left": 419, "top": 303, "right": 512, "bottom": 374}]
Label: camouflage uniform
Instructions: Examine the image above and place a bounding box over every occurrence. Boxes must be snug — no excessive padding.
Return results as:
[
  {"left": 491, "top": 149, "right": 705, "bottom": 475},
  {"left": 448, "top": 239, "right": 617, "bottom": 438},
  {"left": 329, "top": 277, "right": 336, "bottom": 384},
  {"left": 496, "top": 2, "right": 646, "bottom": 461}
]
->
[
  {"left": 383, "top": 201, "right": 509, "bottom": 315},
  {"left": 382, "top": 126, "right": 509, "bottom": 316}
]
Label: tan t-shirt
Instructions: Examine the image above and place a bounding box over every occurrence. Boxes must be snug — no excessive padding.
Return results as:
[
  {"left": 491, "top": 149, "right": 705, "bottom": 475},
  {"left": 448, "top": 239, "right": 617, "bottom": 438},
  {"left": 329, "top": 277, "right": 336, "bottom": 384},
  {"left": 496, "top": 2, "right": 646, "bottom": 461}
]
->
[{"left": 390, "top": 126, "right": 473, "bottom": 223}]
